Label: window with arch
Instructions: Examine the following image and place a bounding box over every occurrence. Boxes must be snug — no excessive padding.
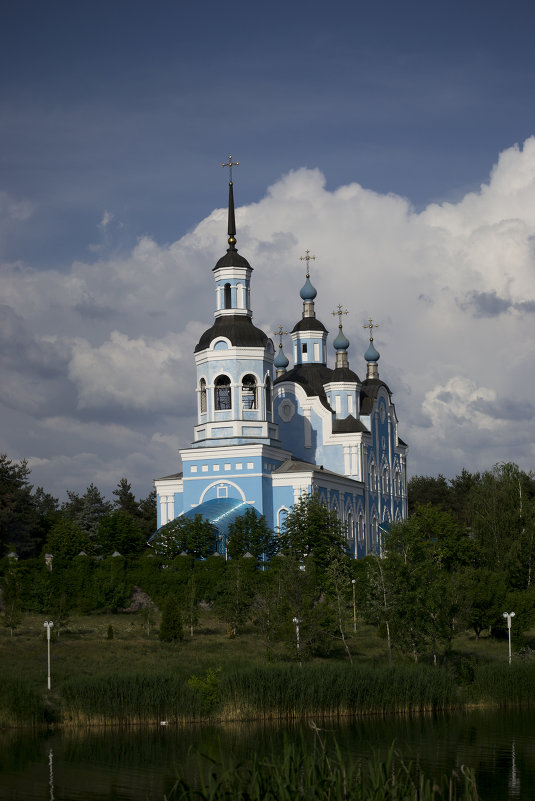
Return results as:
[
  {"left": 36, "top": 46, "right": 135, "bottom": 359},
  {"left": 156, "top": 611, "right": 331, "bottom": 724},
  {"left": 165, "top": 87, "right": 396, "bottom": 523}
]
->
[
  {"left": 358, "top": 513, "right": 364, "bottom": 541},
  {"left": 369, "top": 461, "right": 376, "bottom": 492},
  {"left": 199, "top": 378, "right": 207, "bottom": 413},
  {"left": 382, "top": 465, "right": 389, "bottom": 494},
  {"left": 277, "top": 507, "right": 288, "bottom": 531},
  {"left": 346, "top": 511, "right": 354, "bottom": 541},
  {"left": 214, "top": 375, "right": 231, "bottom": 410},
  {"left": 265, "top": 376, "right": 272, "bottom": 414},
  {"left": 224, "top": 283, "right": 232, "bottom": 309},
  {"left": 394, "top": 470, "right": 401, "bottom": 496},
  {"left": 241, "top": 374, "right": 257, "bottom": 409}
]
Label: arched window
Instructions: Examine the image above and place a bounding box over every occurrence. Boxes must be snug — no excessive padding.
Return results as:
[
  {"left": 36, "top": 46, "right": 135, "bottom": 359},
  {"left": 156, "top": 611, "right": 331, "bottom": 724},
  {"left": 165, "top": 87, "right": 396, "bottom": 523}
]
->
[
  {"left": 372, "top": 516, "right": 378, "bottom": 545},
  {"left": 242, "top": 374, "right": 256, "bottom": 409},
  {"left": 382, "top": 466, "right": 389, "bottom": 494},
  {"left": 265, "top": 376, "right": 272, "bottom": 414},
  {"left": 394, "top": 470, "right": 401, "bottom": 496},
  {"left": 369, "top": 461, "right": 376, "bottom": 492},
  {"left": 224, "top": 283, "right": 232, "bottom": 309},
  {"left": 358, "top": 513, "right": 364, "bottom": 541},
  {"left": 346, "top": 512, "right": 353, "bottom": 541},
  {"left": 215, "top": 375, "right": 231, "bottom": 410},
  {"left": 199, "top": 378, "right": 207, "bottom": 413}
]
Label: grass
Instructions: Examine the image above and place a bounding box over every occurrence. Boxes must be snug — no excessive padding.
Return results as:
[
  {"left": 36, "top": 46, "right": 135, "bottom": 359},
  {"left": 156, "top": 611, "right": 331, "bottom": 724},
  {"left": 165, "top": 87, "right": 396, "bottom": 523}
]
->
[{"left": 2, "top": 608, "right": 534, "bottom": 728}]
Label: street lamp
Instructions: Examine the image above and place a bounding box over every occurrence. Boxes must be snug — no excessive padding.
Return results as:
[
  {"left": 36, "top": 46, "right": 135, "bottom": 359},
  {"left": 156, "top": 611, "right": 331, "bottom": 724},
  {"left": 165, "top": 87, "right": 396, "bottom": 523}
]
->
[
  {"left": 43, "top": 620, "right": 54, "bottom": 690},
  {"left": 292, "top": 616, "right": 302, "bottom": 666},
  {"left": 351, "top": 579, "right": 357, "bottom": 633},
  {"left": 503, "top": 611, "right": 515, "bottom": 665}
]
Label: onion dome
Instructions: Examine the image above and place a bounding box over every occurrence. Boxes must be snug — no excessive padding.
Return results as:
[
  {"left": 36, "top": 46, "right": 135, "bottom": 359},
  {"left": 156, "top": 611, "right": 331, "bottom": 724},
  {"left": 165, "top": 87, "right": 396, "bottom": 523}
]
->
[
  {"left": 300, "top": 274, "right": 317, "bottom": 301},
  {"left": 364, "top": 339, "right": 380, "bottom": 363},
  {"left": 274, "top": 345, "right": 289, "bottom": 371},
  {"left": 333, "top": 324, "right": 350, "bottom": 351}
]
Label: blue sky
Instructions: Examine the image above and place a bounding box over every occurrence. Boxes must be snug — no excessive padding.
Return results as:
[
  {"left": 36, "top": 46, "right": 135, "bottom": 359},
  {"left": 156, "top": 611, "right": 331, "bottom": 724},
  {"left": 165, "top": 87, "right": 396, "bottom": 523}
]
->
[{"left": 1, "top": 0, "right": 535, "bottom": 500}]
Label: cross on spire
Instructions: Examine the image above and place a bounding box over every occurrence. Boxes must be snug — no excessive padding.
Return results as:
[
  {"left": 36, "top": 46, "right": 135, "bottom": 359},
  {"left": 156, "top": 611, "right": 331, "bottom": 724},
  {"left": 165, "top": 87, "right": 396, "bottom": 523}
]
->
[
  {"left": 273, "top": 325, "right": 288, "bottom": 348},
  {"left": 331, "top": 305, "right": 349, "bottom": 327},
  {"left": 363, "top": 318, "right": 380, "bottom": 340},
  {"left": 299, "top": 249, "right": 316, "bottom": 275},
  {"left": 221, "top": 155, "right": 239, "bottom": 183}
]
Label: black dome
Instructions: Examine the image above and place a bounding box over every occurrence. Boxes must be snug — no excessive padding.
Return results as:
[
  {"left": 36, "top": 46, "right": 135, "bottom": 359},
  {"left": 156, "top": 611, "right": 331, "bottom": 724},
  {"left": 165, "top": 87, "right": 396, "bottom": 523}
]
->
[{"left": 195, "top": 315, "right": 269, "bottom": 352}]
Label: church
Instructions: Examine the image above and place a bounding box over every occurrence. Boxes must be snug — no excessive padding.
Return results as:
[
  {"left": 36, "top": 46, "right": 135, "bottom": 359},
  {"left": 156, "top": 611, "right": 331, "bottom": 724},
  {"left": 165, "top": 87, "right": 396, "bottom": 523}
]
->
[{"left": 155, "top": 171, "right": 408, "bottom": 558}]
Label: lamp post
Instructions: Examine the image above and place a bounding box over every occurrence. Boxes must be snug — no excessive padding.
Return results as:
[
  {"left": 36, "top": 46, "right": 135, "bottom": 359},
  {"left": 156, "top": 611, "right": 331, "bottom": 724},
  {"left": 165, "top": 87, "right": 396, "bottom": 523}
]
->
[
  {"left": 503, "top": 611, "right": 515, "bottom": 665},
  {"left": 43, "top": 620, "right": 54, "bottom": 690},
  {"left": 351, "top": 579, "right": 357, "bottom": 633},
  {"left": 292, "top": 616, "right": 302, "bottom": 666}
]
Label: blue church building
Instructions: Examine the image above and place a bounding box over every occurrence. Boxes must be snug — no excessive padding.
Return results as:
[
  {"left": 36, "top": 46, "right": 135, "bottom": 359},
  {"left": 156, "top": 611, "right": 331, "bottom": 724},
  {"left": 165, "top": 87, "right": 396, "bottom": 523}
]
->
[{"left": 155, "top": 177, "right": 408, "bottom": 557}]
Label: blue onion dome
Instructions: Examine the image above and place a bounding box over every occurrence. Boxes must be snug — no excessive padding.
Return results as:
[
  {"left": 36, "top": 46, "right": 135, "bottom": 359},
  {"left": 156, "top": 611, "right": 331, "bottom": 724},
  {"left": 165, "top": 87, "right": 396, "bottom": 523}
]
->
[
  {"left": 364, "top": 339, "right": 380, "bottom": 362},
  {"left": 300, "top": 274, "right": 317, "bottom": 301},
  {"left": 274, "top": 345, "right": 289, "bottom": 370},
  {"left": 333, "top": 325, "right": 350, "bottom": 351}
]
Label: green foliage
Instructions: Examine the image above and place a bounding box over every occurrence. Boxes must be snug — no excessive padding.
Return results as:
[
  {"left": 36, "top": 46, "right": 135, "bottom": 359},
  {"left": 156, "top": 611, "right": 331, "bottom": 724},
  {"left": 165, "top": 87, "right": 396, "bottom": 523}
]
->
[
  {"left": 278, "top": 493, "right": 346, "bottom": 569},
  {"left": 187, "top": 667, "right": 221, "bottom": 714},
  {"left": 151, "top": 514, "right": 215, "bottom": 559},
  {"left": 44, "top": 518, "right": 91, "bottom": 564},
  {"left": 0, "top": 454, "right": 55, "bottom": 557},
  {"left": 62, "top": 483, "right": 112, "bottom": 539},
  {"left": 97, "top": 510, "right": 145, "bottom": 557},
  {"left": 213, "top": 557, "right": 257, "bottom": 637},
  {"left": 159, "top": 594, "right": 184, "bottom": 642},
  {"left": 168, "top": 739, "right": 479, "bottom": 801},
  {"left": 227, "top": 508, "right": 276, "bottom": 560}
]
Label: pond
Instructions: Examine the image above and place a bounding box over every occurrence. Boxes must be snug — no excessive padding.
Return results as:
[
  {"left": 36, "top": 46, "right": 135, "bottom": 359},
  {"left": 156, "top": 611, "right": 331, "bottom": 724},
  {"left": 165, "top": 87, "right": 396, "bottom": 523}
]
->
[{"left": 1, "top": 708, "right": 534, "bottom": 800}]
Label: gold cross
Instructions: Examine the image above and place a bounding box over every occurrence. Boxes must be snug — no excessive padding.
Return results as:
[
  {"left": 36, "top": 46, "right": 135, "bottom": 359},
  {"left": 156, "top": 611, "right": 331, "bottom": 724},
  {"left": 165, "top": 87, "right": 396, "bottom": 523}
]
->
[
  {"left": 221, "top": 155, "right": 239, "bottom": 182},
  {"left": 299, "top": 249, "right": 316, "bottom": 275},
  {"left": 273, "top": 325, "right": 288, "bottom": 347},
  {"left": 363, "top": 318, "right": 380, "bottom": 339},
  {"left": 332, "top": 305, "right": 349, "bottom": 325}
]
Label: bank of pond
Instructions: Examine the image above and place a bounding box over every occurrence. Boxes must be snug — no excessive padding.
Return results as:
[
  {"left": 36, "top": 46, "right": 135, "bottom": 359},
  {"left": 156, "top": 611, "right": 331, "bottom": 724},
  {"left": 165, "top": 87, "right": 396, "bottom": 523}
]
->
[{"left": 3, "top": 660, "right": 535, "bottom": 728}]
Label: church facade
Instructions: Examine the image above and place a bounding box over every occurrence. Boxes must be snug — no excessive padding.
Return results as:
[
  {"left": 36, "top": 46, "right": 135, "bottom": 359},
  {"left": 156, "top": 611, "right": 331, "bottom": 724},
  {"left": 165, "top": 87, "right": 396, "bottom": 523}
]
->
[{"left": 155, "top": 178, "right": 408, "bottom": 557}]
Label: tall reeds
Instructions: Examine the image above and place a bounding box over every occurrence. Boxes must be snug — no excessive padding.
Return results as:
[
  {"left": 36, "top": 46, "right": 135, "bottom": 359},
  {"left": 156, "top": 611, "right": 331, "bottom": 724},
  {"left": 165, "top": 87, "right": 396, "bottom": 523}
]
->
[
  {"left": 470, "top": 661, "right": 535, "bottom": 706},
  {"left": 167, "top": 738, "right": 480, "bottom": 801}
]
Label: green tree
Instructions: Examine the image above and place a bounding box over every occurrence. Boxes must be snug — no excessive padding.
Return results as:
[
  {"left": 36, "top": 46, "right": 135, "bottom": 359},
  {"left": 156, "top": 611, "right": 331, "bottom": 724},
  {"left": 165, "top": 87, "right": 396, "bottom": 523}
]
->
[
  {"left": 408, "top": 474, "right": 452, "bottom": 514},
  {"left": 454, "top": 567, "right": 506, "bottom": 639},
  {"left": 324, "top": 547, "right": 354, "bottom": 663},
  {"left": 213, "top": 557, "right": 257, "bottom": 637},
  {"left": 62, "top": 483, "right": 112, "bottom": 540},
  {"left": 279, "top": 493, "right": 346, "bottom": 570},
  {"left": 0, "top": 454, "right": 43, "bottom": 557},
  {"left": 113, "top": 478, "right": 139, "bottom": 517},
  {"left": 137, "top": 490, "right": 157, "bottom": 540},
  {"left": 44, "top": 518, "right": 91, "bottom": 565},
  {"left": 159, "top": 594, "right": 184, "bottom": 642},
  {"left": 151, "top": 514, "right": 215, "bottom": 559},
  {"left": 97, "top": 510, "right": 145, "bottom": 557},
  {"left": 226, "top": 508, "right": 276, "bottom": 560}
]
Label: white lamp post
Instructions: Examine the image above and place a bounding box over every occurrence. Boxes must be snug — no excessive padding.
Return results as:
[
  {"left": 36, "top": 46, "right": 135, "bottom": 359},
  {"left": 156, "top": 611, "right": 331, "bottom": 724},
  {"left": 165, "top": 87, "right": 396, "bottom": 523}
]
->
[
  {"left": 503, "top": 611, "right": 515, "bottom": 665},
  {"left": 43, "top": 620, "right": 54, "bottom": 690},
  {"left": 292, "top": 616, "right": 302, "bottom": 665},
  {"left": 352, "top": 579, "right": 357, "bottom": 633}
]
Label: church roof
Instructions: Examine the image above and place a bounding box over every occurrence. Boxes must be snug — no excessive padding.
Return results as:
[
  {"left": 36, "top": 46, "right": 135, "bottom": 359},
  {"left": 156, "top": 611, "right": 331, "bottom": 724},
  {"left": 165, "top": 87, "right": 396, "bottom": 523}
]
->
[
  {"left": 274, "top": 363, "right": 333, "bottom": 409},
  {"left": 291, "top": 316, "right": 328, "bottom": 333},
  {"left": 360, "top": 378, "right": 392, "bottom": 413},
  {"left": 195, "top": 315, "right": 270, "bottom": 351},
  {"left": 213, "top": 249, "right": 252, "bottom": 271},
  {"left": 332, "top": 415, "right": 369, "bottom": 434},
  {"left": 154, "top": 472, "right": 183, "bottom": 481},
  {"left": 273, "top": 457, "right": 343, "bottom": 478},
  {"left": 330, "top": 366, "right": 360, "bottom": 382},
  {"left": 183, "top": 497, "right": 258, "bottom": 536}
]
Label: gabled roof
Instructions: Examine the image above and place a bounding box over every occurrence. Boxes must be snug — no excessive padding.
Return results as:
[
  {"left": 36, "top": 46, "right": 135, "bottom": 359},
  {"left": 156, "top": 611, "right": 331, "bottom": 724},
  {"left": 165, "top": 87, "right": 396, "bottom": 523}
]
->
[
  {"left": 360, "top": 378, "right": 392, "bottom": 414},
  {"left": 154, "top": 472, "right": 183, "bottom": 481},
  {"left": 274, "top": 363, "right": 333, "bottom": 410},
  {"left": 332, "top": 415, "right": 369, "bottom": 434}
]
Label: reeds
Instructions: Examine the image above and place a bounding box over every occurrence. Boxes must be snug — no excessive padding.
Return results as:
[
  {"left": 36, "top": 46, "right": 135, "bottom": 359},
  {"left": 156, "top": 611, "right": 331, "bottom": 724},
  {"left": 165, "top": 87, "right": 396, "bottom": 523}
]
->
[
  {"left": 167, "top": 738, "right": 480, "bottom": 801},
  {"left": 470, "top": 661, "right": 535, "bottom": 706},
  {"left": 0, "top": 678, "right": 48, "bottom": 728}
]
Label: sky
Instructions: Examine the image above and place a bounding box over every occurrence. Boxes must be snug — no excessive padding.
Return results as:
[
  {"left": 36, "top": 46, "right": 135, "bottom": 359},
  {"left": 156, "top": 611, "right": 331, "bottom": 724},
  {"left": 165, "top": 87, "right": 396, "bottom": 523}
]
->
[{"left": 1, "top": 0, "right": 535, "bottom": 502}]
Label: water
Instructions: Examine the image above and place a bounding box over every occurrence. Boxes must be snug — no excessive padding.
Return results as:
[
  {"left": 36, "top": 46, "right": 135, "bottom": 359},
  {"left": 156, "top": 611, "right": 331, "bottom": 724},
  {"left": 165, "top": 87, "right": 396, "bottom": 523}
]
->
[{"left": 1, "top": 709, "right": 534, "bottom": 800}]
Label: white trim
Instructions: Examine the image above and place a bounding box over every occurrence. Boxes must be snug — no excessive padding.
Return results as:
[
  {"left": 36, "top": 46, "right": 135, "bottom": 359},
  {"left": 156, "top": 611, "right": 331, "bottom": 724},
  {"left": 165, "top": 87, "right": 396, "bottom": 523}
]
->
[{"left": 199, "top": 480, "right": 246, "bottom": 503}]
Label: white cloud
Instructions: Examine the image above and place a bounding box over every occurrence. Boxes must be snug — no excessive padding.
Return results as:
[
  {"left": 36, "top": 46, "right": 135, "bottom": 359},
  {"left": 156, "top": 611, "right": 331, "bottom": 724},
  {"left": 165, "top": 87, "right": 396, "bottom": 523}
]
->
[{"left": 2, "top": 137, "right": 535, "bottom": 498}]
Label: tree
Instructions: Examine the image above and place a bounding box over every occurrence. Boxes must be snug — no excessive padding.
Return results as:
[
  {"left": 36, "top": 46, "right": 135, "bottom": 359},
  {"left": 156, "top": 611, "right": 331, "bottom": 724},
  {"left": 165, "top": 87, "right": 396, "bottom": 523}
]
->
[
  {"left": 96, "top": 510, "right": 145, "bottom": 557},
  {"left": 137, "top": 490, "right": 157, "bottom": 540},
  {"left": 324, "top": 547, "right": 354, "bottom": 663},
  {"left": 44, "top": 518, "right": 91, "bottom": 565},
  {"left": 279, "top": 493, "right": 346, "bottom": 569},
  {"left": 408, "top": 474, "right": 451, "bottom": 514},
  {"left": 213, "top": 557, "right": 257, "bottom": 637},
  {"left": 151, "top": 514, "right": 215, "bottom": 559},
  {"left": 0, "top": 454, "right": 43, "bottom": 557},
  {"left": 113, "top": 478, "right": 139, "bottom": 517},
  {"left": 226, "top": 508, "right": 276, "bottom": 560},
  {"left": 159, "top": 594, "right": 184, "bottom": 642},
  {"left": 62, "top": 483, "right": 112, "bottom": 540}
]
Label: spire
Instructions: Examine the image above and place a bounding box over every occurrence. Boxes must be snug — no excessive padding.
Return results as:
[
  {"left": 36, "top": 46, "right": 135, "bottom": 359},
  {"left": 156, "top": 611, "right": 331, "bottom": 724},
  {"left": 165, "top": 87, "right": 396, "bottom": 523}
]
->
[
  {"left": 221, "top": 155, "right": 239, "bottom": 251},
  {"left": 273, "top": 325, "right": 290, "bottom": 377},
  {"left": 363, "top": 318, "right": 380, "bottom": 379},
  {"left": 299, "top": 249, "right": 317, "bottom": 317}
]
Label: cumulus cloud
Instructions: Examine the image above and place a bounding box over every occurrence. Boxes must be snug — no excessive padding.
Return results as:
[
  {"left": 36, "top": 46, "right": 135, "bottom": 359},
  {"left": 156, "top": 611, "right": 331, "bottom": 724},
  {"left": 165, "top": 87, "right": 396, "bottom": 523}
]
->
[{"left": 2, "top": 137, "right": 535, "bottom": 498}]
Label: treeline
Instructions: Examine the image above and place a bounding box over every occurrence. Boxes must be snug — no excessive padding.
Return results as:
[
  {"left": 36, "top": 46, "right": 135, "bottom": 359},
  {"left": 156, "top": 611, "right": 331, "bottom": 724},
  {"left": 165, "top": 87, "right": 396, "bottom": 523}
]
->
[{"left": 1, "top": 454, "right": 535, "bottom": 668}]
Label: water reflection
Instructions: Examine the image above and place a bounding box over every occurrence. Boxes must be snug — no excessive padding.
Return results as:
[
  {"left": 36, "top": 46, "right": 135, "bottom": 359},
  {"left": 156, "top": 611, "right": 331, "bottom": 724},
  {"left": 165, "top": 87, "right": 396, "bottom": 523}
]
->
[{"left": 0, "top": 709, "right": 534, "bottom": 800}]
